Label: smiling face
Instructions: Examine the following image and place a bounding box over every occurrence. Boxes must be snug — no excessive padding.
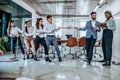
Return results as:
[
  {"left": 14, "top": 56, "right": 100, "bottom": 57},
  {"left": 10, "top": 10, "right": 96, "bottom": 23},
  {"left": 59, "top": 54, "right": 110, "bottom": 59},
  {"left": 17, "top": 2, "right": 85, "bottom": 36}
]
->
[{"left": 105, "top": 13, "right": 111, "bottom": 20}]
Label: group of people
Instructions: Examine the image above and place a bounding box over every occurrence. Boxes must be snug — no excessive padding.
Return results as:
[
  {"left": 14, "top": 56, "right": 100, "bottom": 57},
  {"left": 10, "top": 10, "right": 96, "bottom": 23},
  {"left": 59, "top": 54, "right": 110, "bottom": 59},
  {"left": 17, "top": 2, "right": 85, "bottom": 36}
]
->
[
  {"left": 7, "top": 15, "right": 62, "bottom": 62},
  {"left": 6, "top": 10, "right": 116, "bottom": 66},
  {"left": 75, "top": 10, "right": 116, "bottom": 66}
]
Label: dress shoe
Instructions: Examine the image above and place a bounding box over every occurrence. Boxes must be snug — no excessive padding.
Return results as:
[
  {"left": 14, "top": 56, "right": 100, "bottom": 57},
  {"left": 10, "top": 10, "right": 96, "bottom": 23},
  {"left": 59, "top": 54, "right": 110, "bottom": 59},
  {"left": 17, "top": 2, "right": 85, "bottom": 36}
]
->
[
  {"left": 31, "top": 54, "right": 34, "bottom": 59},
  {"left": 102, "top": 62, "right": 111, "bottom": 66},
  {"left": 59, "top": 57, "right": 62, "bottom": 62},
  {"left": 87, "top": 60, "right": 91, "bottom": 65},
  {"left": 99, "top": 59, "right": 106, "bottom": 62},
  {"left": 33, "top": 55, "right": 39, "bottom": 61}
]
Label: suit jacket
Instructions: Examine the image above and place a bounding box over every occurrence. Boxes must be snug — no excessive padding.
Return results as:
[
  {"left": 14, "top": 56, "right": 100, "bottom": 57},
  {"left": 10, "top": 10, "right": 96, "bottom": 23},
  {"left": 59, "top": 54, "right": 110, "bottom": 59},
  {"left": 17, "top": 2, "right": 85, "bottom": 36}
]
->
[{"left": 79, "top": 20, "right": 101, "bottom": 39}]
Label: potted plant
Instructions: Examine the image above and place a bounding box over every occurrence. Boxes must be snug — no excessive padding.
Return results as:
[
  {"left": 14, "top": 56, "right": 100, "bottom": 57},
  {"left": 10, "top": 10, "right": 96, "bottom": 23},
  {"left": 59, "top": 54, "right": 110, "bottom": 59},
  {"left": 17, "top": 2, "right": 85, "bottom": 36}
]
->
[{"left": 0, "top": 36, "right": 9, "bottom": 52}]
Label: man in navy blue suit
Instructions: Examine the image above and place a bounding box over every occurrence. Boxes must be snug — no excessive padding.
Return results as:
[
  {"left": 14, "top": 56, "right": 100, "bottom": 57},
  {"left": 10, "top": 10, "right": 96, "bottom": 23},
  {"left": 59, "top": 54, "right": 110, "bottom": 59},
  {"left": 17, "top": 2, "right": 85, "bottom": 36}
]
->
[{"left": 75, "top": 12, "right": 101, "bottom": 65}]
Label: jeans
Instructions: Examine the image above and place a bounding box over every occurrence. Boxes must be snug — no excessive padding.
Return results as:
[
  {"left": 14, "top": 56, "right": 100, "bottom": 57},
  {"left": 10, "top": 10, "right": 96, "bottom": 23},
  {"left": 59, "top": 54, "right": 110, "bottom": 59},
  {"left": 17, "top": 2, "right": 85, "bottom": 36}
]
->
[{"left": 46, "top": 35, "right": 61, "bottom": 58}]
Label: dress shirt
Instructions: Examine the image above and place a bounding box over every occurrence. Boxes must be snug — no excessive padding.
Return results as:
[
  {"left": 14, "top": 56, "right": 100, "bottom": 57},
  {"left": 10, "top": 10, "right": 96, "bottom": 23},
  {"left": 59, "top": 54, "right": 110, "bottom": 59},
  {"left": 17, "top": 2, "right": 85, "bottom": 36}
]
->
[
  {"left": 44, "top": 22, "right": 57, "bottom": 35},
  {"left": 91, "top": 20, "right": 96, "bottom": 28},
  {"left": 91, "top": 20, "right": 96, "bottom": 35}
]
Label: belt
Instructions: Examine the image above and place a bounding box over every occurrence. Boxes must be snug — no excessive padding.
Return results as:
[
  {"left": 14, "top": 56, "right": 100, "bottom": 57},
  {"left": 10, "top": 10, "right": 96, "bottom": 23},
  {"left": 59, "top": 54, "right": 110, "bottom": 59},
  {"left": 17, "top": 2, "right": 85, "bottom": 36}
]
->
[{"left": 47, "top": 35, "right": 55, "bottom": 37}]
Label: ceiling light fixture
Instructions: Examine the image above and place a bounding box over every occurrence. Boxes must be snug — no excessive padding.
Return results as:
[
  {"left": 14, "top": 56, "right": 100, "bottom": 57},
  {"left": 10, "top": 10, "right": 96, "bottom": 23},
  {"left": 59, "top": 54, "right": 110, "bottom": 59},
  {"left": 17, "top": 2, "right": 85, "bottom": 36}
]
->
[{"left": 93, "top": 0, "right": 107, "bottom": 11}]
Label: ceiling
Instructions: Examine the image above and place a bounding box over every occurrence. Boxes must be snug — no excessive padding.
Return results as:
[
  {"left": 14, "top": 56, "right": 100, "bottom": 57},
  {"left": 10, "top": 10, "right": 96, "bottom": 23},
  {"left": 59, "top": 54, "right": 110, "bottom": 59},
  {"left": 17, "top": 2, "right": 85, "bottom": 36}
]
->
[{"left": 22, "top": 0, "right": 100, "bottom": 17}]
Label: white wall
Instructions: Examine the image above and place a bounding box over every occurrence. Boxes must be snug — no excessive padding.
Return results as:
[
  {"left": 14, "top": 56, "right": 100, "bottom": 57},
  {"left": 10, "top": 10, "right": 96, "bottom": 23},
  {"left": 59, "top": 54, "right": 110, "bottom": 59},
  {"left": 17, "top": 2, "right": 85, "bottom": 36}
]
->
[{"left": 96, "top": 0, "right": 120, "bottom": 60}]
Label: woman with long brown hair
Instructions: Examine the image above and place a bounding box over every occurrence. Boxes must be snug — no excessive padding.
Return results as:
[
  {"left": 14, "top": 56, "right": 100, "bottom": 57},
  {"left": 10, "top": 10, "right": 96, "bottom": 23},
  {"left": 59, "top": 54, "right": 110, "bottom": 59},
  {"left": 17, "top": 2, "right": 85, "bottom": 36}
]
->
[
  {"left": 35, "top": 18, "right": 51, "bottom": 62},
  {"left": 7, "top": 20, "right": 25, "bottom": 60},
  {"left": 100, "top": 10, "right": 116, "bottom": 66},
  {"left": 24, "top": 20, "right": 38, "bottom": 61}
]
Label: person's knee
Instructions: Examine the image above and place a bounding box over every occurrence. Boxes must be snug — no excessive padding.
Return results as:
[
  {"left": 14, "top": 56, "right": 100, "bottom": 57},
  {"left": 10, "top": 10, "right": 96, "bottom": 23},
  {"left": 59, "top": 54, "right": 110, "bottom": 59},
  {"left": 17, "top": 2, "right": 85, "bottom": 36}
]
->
[{"left": 27, "top": 46, "right": 30, "bottom": 51}]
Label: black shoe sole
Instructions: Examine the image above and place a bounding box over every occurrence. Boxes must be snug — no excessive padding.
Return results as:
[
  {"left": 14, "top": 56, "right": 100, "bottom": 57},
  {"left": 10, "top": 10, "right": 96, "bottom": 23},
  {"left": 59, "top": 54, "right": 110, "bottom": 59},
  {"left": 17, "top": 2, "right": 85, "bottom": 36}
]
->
[
  {"left": 102, "top": 63, "right": 111, "bottom": 66},
  {"left": 46, "top": 60, "right": 52, "bottom": 62}
]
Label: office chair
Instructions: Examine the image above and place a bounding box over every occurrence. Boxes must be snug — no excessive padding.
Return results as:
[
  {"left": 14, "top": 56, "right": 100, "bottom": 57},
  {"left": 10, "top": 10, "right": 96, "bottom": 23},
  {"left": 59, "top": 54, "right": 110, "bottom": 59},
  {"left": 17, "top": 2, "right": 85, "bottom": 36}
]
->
[
  {"left": 93, "top": 40, "right": 102, "bottom": 59},
  {"left": 65, "top": 37, "right": 77, "bottom": 59},
  {"left": 78, "top": 37, "right": 87, "bottom": 60}
]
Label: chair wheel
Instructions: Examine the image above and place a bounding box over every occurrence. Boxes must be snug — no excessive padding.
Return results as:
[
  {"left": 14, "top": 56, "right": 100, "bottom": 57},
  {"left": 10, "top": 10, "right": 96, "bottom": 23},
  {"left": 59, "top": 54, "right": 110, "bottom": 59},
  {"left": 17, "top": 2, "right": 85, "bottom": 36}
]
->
[
  {"left": 64, "top": 55, "right": 66, "bottom": 58},
  {"left": 40, "top": 56, "right": 42, "bottom": 58}
]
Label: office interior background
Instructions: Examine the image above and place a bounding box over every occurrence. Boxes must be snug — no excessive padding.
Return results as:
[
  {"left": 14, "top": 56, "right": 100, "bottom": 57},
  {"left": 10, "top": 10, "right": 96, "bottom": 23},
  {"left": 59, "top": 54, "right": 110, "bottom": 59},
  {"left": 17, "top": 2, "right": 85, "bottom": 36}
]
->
[{"left": 0, "top": 0, "right": 120, "bottom": 80}]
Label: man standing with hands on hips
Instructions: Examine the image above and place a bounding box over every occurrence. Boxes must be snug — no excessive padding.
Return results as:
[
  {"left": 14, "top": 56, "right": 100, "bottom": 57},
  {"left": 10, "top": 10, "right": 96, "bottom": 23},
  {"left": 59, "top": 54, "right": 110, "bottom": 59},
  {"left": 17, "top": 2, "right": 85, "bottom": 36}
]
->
[
  {"left": 75, "top": 12, "right": 101, "bottom": 65},
  {"left": 43, "top": 15, "right": 62, "bottom": 62}
]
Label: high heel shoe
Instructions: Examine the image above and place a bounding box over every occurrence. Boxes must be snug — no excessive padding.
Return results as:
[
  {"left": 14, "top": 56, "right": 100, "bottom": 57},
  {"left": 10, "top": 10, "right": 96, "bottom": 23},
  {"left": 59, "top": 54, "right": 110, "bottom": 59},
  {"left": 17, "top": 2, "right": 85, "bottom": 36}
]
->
[
  {"left": 45, "top": 57, "right": 52, "bottom": 62},
  {"left": 33, "top": 55, "right": 39, "bottom": 61},
  {"left": 27, "top": 54, "right": 29, "bottom": 59}
]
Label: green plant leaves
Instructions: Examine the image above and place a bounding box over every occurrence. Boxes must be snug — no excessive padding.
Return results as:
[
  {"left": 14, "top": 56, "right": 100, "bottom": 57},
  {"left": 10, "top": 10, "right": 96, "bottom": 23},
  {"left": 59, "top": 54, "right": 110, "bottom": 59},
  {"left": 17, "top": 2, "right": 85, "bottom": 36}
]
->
[{"left": 0, "top": 36, "right": 9, "bottom": 52}]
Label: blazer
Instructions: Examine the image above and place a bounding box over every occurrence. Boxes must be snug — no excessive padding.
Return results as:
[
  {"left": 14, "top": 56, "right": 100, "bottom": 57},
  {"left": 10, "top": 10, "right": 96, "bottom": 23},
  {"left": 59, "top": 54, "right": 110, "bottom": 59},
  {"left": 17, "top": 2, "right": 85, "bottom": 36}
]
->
[{"left": 79, "top": 20, "right": 101, "bottom": 39}]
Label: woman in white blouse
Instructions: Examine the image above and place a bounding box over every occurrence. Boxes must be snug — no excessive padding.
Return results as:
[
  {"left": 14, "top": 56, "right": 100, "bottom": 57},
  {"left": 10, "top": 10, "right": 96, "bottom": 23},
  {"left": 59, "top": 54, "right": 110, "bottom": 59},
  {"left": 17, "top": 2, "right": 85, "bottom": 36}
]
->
[
  {"left": 7, "top": 20, "right": 25, "bottom": 60},
  {"left": 24, "top": 20, "right": 38, "bottom": 61},
  {"left": 35, "top": 18, "right": 51, "bottom": 62}
]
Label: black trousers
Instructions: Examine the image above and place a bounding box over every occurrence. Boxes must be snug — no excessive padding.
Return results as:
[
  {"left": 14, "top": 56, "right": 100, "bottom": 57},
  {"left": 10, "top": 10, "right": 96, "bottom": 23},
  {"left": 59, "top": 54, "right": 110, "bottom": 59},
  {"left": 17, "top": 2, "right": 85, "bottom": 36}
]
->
[
  {"left": 35, "top": 35, "right": 48, "bottom": 55},
  {"left": 12, "top": 37, "right": 25, "bottom": 54},
  {"left": 102, "top": 29, "right": 113, "bottom": 62},
  {"left": 86, "top": 36, "right": 96, "bottom": 61}
]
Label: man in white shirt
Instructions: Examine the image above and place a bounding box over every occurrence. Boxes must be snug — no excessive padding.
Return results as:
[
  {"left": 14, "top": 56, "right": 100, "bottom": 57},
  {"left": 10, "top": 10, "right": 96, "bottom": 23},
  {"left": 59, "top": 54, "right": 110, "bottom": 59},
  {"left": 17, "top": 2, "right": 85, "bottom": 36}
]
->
[{"left": 44, "top": 15, "right": 62, "bottom": 62}]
